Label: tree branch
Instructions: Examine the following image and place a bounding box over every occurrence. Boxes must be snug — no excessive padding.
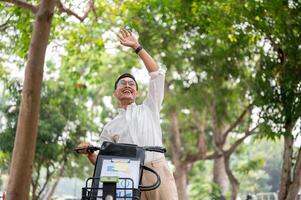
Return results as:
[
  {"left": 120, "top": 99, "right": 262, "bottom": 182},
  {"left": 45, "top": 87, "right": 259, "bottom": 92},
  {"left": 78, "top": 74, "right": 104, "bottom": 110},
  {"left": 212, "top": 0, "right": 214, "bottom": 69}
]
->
[
  {"left": 56, "top": 0, "right": 94, "bottom": 22},
  {"left": 169, "top": 109, "right": 182, "bottom": 166},
  {"left": 186, "top": 108, "right": 257, "bottom": 164},
  {"left": 222, "top": 104, "right": 252, "bottom": 144},
  {"left": 81, "top": 0, "right": 93, "bottom": 20},
  {"left": 225, "top": 124, "right": 259, "bottom": 157},
  {"left": 210, "top": 100, "right": 223, "bottom": 152},
  {"left": 224, "top": 151, "right": 240, "bottom": 200},
  {"left": 223, "top": 124, "right": 258, "bottom": 200},
  {"left": 91, "top": 1, "right": 98, "bottom": 21},
  {"left": 266, "top": 35, "right": 286, "bottom": 65},
  {"left": 46, "top": 156, "right": 67, "bottom": 200},
  {"left": 185, "top": 150, "right": 223, "bottom": 163},
  {"left": 37, "top": 167, "right": 54, "bottom": 200},
  {"left": 0, "top": 14, "right": 13, "bottom": 31},
  {"left": 185, "top": 111, "right": 208, "bottom": 160},
  {"left": 31, "top": 162, "right": 42, "bottom": 199},
  {"left": 204, "top": 151, "right": 223, "bottom": 160},
  {"left": 0, "top": 0, "right": 38, "bottom": 14}
]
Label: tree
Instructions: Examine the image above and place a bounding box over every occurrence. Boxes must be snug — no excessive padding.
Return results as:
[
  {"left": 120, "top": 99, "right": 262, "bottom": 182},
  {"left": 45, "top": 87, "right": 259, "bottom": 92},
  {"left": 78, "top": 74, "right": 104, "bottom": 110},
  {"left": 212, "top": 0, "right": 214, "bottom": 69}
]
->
[
  {"left": 0, "top": 0, "right": 95, "bottom": 199},
  {"left": 0, "top": 1, "right": 56, "bottom": 199},
  {"left": 1, "top": 0, "right": 300, "bottom": 199},
  {"left": 239, "top": 1, "right": 301, "bottom": 199},
  {"left": 0, "top": 79, "right": 93, "bottom": 199}
]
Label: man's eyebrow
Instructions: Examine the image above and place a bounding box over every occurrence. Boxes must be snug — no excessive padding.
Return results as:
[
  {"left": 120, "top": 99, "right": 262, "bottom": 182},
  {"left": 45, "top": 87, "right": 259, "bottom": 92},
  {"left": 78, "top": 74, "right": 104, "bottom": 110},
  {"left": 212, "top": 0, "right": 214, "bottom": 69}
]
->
[
  {"left": 118, "top": 80, "right": 136, "bottom": 85},
  {"left": 120, "top": 79, "right": 135, "bottom": 82}
]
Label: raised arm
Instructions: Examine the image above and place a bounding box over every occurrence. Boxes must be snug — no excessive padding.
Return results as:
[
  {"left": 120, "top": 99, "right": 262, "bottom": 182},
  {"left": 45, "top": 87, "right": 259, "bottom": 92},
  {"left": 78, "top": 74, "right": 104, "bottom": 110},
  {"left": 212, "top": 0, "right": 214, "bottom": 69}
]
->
[{"left": 117, "top": 29, "right": 159, "bottom": 73}]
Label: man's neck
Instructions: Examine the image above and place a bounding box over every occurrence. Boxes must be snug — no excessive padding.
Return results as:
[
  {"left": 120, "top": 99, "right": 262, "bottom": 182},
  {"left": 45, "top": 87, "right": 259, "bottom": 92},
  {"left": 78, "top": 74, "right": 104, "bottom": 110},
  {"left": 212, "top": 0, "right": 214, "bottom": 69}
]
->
[{"left": 119, "top": 100, "right": 134, "bottom": 110}]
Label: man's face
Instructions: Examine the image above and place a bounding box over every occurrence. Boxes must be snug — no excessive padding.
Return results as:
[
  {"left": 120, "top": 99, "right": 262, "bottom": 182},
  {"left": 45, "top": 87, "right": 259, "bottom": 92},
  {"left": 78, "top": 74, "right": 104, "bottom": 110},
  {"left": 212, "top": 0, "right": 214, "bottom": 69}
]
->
[{"left": 114, "top": 77, "right": 138, "bottom": 102}]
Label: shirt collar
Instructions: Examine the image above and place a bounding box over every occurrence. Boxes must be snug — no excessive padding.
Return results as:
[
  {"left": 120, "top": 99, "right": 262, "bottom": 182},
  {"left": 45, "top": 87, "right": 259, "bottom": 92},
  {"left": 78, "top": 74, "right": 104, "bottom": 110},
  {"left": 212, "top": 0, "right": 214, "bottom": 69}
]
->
[{"left": 117, "top": 102, "right": 137, "bottom": 114}]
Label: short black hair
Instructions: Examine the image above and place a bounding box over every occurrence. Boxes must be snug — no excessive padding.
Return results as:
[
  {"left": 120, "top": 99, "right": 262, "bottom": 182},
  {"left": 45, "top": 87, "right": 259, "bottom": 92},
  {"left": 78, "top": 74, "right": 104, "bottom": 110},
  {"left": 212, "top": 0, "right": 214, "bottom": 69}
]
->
[{"left": 114, "top": 73, "right": 138, "bottom": 90}]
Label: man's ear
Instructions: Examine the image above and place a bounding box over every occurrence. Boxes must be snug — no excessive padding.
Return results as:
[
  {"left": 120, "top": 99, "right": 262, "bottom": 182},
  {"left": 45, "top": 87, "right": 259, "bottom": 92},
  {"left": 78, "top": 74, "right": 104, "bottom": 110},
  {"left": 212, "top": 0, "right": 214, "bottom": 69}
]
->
[{"left": 113, "top": 90, "right": 117, "bottom": 98}]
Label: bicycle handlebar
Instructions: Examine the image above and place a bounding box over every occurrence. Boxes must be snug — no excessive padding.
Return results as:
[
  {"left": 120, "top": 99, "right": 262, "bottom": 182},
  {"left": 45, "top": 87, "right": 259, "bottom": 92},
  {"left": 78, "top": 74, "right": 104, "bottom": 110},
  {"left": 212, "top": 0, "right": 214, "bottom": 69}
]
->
[
  {"left": 74, "top": 145, "right": 166, "bottom": 154},
  {"left": 76, "top": 142, "right": 166, "bottom": 197},
  {"left": 74, "top": 145, "right": 101, "bottom": 154}
]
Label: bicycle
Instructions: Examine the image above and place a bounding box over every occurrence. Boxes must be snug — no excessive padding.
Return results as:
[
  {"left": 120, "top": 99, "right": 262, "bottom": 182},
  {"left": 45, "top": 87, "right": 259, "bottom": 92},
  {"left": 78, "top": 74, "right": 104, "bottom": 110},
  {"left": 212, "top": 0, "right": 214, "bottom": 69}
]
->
[{"left": 75, "top": 141, "right": 166, "bottom": 200}]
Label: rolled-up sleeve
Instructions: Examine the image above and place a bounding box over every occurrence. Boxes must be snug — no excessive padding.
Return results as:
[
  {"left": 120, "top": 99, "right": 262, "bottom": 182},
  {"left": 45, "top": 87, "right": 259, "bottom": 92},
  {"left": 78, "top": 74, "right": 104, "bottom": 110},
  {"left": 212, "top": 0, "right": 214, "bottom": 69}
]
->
[{"left": 143, "top": 69, "right": 166, "bottom": 115}]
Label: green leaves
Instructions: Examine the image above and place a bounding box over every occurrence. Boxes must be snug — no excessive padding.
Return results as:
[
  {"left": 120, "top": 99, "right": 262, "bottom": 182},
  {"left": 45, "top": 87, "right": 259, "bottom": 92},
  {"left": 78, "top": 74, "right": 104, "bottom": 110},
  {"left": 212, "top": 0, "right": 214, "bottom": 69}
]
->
[
  {"left": 0, "top": 79, "right": 96, "bottom": 197},
  {"left": 237, "top": 157, "right": 265, "bottom": 174},
  {"left": 0, "top": 5, "right": 34, "bottom": 60},
  {"left": 0, "top": 0, "right": 300, "bottom": 197}
]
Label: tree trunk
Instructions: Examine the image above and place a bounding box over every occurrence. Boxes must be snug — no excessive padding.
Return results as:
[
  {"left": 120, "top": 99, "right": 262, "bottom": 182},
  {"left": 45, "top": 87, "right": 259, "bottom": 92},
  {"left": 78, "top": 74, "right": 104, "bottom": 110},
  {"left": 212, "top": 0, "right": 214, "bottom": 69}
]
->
[
  {"left": 213, "top": 156, "right": 229, "bottom": 194},
  {"left": 169, "top": 110, "right": 185, "bottom": 199},
  {"left": 224, "top": 154, "right": 239, "bottom": 200},
  {"left": 46, "top": 176, "right": 61, "bottom": 200},
  {"left": 174, "top": 164, "right": 188, "bottom": 200},
  {"left": 278, "top": 135, "right": 294, "bottom": 200},
  {"left": 285, "top": 146, "right": 301, "bottom": 200},
  {"left": 46, "top": 162, "right": 66, "bottom": 200},
  {"left": 211, "top": 102, "right": 229, "bottom": 195},
  {"left": 6, "top": 1, "right": 55, "bottom": 200}
]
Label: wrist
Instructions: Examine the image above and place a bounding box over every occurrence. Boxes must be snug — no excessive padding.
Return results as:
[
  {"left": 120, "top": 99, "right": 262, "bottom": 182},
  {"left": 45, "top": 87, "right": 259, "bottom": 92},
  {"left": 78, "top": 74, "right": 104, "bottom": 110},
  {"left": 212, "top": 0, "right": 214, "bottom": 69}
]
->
[
  {"left": 86, "top": 152, "right": 94, "bottom": 158},
  {"left": 134, "top": 45, "right": 143, "bottom": 54},
  {"left": 132, "top": 43, "right": 140, "bottom": 49}
]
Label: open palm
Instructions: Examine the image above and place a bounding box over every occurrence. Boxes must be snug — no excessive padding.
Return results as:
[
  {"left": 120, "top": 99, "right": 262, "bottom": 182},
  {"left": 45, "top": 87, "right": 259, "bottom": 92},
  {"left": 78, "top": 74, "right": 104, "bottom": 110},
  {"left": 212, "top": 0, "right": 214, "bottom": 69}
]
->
[{"left": 117, "top": 29, "right": 140, "bottom": 49}]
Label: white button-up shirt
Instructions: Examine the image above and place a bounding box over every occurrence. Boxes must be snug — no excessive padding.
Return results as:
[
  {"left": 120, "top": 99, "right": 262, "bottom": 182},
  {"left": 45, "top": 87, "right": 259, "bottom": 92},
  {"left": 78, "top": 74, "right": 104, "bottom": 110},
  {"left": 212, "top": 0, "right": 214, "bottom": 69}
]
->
[{"left": 100, "top": 69, "right": 165, "bottom": 162}]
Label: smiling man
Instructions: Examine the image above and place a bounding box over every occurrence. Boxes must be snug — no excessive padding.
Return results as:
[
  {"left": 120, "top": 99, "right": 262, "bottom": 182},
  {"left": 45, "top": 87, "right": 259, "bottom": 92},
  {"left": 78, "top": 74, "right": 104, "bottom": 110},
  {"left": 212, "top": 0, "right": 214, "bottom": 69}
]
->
[{"left": 77, "top": 29, "right": 178, "bottom": 199}]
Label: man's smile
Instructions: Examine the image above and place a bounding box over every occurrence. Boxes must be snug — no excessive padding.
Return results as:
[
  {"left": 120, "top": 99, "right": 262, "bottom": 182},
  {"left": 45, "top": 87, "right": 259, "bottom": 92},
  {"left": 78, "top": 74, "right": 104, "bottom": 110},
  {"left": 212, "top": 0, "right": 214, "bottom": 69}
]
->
[{"left": 121, "top": 88, "right": 133, "bottom": 94}]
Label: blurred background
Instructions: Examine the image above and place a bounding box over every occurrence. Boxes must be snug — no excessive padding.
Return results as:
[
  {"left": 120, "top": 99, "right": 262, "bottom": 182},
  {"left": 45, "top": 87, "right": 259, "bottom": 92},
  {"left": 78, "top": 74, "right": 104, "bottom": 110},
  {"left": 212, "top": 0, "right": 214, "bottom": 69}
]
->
[{"left": 0, "top": 0, "right": 301, "bottom": 199}]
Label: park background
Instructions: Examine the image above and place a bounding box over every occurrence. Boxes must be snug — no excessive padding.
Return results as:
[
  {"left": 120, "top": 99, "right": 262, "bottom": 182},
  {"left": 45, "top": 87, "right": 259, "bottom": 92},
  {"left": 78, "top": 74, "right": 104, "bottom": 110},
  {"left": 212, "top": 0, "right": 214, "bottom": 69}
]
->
[{"left": 0, "top": 0, "right": 301, "bottom": 199}]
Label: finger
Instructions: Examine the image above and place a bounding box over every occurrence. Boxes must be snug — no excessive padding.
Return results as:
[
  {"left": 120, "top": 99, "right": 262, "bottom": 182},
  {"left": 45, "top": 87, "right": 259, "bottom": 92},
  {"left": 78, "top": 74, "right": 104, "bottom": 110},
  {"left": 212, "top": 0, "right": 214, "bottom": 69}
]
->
[
  {"left": 117, "top": 32, "right": 124, "bottom": 40},
  {"left": 122, "top": 28, "right": 129, "bottom": 37},
  {"left": 74, "top": 147, "right": 87, "bottom": 154},
  {"left": 127, "top": 29, "right": 132, "bottom": 36},
  {"left": 119, "top": 41, "right": 126, "bottom": 46},
  {"left": 120, "top": 29, "right": 127, "bottom": 38},
  {"left": 117, "top": 34, "right": 126, "bottom": 43},
  {"left": 124, "top": 28, "right": 132, "bottom": 36},
  {"left": 78, "top": 142, "right": 89, "bottom": 147},
  {"left": 78, "top": 149, "right": 87, "bottom": 154}
]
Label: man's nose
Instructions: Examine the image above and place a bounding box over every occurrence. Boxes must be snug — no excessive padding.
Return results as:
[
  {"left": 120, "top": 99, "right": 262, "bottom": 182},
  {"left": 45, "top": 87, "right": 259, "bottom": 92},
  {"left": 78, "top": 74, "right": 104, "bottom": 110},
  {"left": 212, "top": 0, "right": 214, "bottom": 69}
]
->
[{"left": 124, "top": 82, "right": 134, "bottom": 88}]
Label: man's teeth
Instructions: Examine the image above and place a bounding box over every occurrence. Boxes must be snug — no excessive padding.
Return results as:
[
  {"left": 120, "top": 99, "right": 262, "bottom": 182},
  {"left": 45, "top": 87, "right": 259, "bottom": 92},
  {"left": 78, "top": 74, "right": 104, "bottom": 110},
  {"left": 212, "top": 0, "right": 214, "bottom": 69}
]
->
[{"left": 123, "top": 90, "right": 131, "bottom": 94}]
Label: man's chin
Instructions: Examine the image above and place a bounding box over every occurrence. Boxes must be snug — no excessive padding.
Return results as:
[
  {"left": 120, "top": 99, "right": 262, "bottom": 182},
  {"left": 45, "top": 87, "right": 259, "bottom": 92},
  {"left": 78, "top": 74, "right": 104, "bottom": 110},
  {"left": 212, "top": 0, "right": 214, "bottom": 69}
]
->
[{"left": 119, "top": 97, "right": 135, "bottom": 102}]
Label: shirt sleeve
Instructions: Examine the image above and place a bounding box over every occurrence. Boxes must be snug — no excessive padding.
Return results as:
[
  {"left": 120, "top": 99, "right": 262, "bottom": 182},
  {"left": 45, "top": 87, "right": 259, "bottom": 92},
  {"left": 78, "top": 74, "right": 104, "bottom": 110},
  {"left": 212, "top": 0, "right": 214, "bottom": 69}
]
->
[
  {"left": 143, "top": 69, "right": 166, "bottom": 115},
  {"left": 99, "top": 126, "right": 112, "bottom": 145}
]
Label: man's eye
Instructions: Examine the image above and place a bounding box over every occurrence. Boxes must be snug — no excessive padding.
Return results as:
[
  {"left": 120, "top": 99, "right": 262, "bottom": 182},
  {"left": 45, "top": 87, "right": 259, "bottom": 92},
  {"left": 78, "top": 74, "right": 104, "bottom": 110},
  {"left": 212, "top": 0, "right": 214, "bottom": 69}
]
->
[
  {"left": 118, "top": 80, "right": 136, "bottom": 87},
  {"left": 119, "top": 80, "right": 126, "bottom": 85}
]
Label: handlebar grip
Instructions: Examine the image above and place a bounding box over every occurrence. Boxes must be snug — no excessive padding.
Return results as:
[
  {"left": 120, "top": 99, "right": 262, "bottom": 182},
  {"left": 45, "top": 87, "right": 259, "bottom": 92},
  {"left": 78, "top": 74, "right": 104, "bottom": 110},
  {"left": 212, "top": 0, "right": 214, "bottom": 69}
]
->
[
  {"left": 143, "top": 146, "right": 166, "bottom": 153},
  {"left": 74, "top": 147, "right": 86, "bottom": 154},
  {"left": 74, "top": 146, "right": 101, "bottom": 154},
  {"left": 87, "top": 146, "right": 101, "bottom": 153}
]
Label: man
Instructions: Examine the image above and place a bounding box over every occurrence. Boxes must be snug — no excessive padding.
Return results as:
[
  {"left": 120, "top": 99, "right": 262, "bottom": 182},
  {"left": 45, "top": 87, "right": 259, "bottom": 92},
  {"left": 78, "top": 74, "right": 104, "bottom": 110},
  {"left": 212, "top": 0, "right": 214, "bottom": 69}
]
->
[{"left": 77, "top": 29, "right": 178, "bottom": 200}]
